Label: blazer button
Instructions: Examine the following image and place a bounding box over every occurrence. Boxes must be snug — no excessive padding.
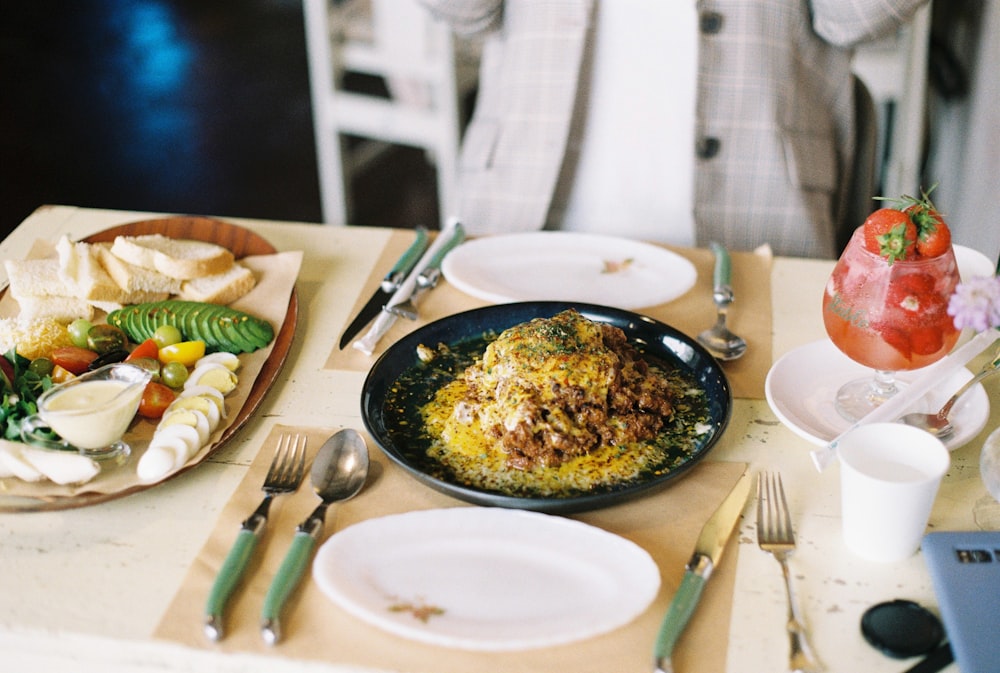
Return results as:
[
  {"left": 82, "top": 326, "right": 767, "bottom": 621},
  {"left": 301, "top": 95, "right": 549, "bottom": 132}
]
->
[
  {"left": 696, "top": 136, "right": 721, "bottom": 159},
  {"left": 700, "top": 11, "right": 724, "bottom": 34}
]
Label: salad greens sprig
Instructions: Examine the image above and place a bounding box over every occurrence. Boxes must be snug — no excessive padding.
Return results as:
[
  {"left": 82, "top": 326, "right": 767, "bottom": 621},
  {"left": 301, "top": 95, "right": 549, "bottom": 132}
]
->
[{"left": 0, "top": 348, "right": 55, "bottom": 442}]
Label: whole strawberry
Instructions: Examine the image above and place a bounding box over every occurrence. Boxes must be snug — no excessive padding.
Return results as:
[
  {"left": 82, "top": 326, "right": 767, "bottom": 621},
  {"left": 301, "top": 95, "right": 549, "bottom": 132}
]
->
[
  {"left": 863, "top": 208, "right": 917, "bottom": 263},
  {"left": 903, "top": 190, "right": 952, "bottom": 258}
]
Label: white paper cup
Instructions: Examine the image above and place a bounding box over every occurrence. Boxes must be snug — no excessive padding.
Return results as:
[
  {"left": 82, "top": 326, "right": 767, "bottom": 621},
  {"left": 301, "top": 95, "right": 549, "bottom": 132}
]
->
[{"left": 838, "top": 423, "right": 950, "bottom": 562}]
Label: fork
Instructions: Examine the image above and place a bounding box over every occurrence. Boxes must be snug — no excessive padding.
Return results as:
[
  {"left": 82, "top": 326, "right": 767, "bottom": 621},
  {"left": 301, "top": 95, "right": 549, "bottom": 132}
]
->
[
  {"left": 757, "top": 472, "right": 824, "bottom": 673},
  {"left": 204, "top": 433, "right": 307, "bottom": 641}
]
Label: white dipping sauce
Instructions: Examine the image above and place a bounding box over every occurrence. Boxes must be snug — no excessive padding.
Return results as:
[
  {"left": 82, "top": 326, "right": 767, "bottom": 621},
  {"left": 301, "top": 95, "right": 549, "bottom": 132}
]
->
[{"left": 42, "top": 379, "right": 143, "bottom": 449}]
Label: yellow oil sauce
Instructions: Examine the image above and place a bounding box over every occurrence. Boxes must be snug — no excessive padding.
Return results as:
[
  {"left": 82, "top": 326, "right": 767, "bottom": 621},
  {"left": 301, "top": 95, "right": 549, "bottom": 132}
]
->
[{"left": 422, "top": 377, "right": 674, "bottom": 497}]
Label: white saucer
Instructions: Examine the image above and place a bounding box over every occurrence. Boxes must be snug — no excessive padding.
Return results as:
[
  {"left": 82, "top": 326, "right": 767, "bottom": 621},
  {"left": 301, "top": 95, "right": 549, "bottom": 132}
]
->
[{"left": 765, "top": 340, "right": 990, "bottom": 450}]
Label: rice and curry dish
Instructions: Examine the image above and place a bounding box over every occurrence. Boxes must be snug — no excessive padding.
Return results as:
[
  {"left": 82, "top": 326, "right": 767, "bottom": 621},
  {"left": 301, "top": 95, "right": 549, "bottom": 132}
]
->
[{"left": 384, "top": 309, "right": 714, "bottom": 499}]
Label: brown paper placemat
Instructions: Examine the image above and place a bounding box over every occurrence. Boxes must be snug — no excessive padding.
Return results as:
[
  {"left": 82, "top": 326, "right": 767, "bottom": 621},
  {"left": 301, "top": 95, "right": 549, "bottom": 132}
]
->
[
  {"left": 155, "top": 424, "right": 748, "bottom": 673},
  {"left": 326, "top": 231, "right": 772, "bottom": 399}
]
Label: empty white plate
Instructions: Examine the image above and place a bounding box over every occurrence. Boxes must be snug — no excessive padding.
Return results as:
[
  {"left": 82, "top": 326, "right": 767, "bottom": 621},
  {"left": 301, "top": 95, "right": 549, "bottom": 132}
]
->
[
  {"left": 312, "top": 507, "right": 660, "bottom": 651},
  {"left": 441, "top": 232, "right": 697, "bottom": 309}
]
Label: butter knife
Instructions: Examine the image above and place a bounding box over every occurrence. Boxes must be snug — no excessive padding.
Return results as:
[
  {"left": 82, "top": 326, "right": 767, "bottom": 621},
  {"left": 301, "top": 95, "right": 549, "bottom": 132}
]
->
[
  {"left": 353, "top": 218, "right": 464, "bottom": 355},
  {"left": 338, "top": 227, "right": 429, "bottom": 349},
  {"left": 388, "top": 222, "right": 466, "bottom": 320},
  {"left": 654, "top": 470, "right": 752, "bottom": 673}
]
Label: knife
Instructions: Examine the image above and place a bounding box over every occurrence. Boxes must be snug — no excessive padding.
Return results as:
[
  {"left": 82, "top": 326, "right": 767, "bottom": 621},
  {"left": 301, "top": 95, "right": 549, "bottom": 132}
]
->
[
  {"left": 353, "top": 218, "right": 464, "bottom": 355},
  {"left": 387, "top": 221, "right": 466, "bottom": 320},
  {"left": 653, "top": 470, "right": 752, "bottom": 673},
  {"left": 337, "top": 227, "right": 429, "bottom": 349}
]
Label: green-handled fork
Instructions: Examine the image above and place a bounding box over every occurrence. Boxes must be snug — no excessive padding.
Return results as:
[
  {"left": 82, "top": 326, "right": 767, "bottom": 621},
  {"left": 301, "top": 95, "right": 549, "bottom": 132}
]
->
[{"left": 204, "top": 433, "right": 306, "bottom": 641}]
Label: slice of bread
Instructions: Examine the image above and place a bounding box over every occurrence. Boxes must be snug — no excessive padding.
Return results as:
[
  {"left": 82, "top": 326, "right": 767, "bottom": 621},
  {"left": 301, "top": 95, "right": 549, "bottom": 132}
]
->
[
  {"left": 56, "top": 236, "right": 130, "bottom": 303},
  {"left": 15, "top": 295, "right": 95, "bottom": 323},
  {"left": 6, "top": 256, "right": 97, "bottom": 323},
  {"left": 93, "top": 242, "right": 182, "bottom": 295},
  {"left": 4, "top": 258, "right": 72, "bottom": 298},
  {"left": 110, "top": 234, "right": 235, "bottom": 280},
  {"left": 178, "top": 263, "right": 256, "bottom": 305}
]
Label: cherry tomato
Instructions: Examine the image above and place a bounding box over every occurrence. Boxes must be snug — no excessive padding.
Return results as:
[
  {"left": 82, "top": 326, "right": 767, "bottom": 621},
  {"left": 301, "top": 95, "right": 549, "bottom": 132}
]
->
[
  {"left": 0, "top": 357, "right": 14, "bottom": 384},
  {"left": 138, "top": 381, "right": 177, "bottom": 419},
  {"left": 127, "top": 356, "right": 161, "bottom": 382},
  {"left": 51, "top": 346, "right": 99, "bottom": 375},
  {"left": 68, "top": 318, "right": 93, "bottom": 349},
  {"left": 50, "top": 364, "right": 75, "bottom": 383},
  {"left": 160, "top": 361, "right": 189, "bottom": 389},
  {"left": 28, "top": 357, "right": 54, "bottom": 377},
  {"left": 86, "top": 324, "right": 128, "bottom": 355},
  {"left": 153, "top": 325, "right": 183, "bottom": 349},
  {"left": 159, "top": 340, "right": 206, "bottom": 367},
  {"left": 126, "top": 338, "right": 160, "bottom": 362}
]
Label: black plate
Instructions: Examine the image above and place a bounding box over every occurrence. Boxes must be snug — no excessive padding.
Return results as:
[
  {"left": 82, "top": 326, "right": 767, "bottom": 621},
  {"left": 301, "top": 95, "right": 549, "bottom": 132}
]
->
[{"left": 361, "top": 302, "right": 732, "bottom": 513}]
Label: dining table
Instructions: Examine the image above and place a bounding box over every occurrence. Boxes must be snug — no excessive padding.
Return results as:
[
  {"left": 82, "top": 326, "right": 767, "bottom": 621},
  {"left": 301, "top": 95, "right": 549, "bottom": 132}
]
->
[{"left": 1, "top": 204, "right": 997, "bottom": 673}]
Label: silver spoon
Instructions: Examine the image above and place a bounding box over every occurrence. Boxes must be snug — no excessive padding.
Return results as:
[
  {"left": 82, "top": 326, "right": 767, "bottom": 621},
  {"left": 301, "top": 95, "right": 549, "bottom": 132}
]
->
[
  {"left": 901, "top": 350, "right": 1000, "bottom": 438},
  {"left": 697, "top": 242, "right": 748, "bottom": 361},
  {"left": 260, "top": 428, "right": 370, "bottom": 645}
]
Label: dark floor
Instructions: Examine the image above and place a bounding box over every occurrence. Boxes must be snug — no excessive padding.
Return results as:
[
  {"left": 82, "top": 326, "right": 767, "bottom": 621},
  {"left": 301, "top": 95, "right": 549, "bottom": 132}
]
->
[{"left": 0, "top": 0, "right": 439, "bottom": 241}]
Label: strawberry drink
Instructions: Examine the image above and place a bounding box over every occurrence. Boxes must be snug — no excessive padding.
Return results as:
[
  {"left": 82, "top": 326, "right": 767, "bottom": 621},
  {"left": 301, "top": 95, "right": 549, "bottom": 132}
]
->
[{"left": 822, "top": 191, "right": 960, "bottom": 420}]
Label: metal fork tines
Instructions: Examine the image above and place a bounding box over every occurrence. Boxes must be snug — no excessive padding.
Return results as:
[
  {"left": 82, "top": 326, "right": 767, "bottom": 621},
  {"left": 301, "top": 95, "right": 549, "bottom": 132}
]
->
[
  {"left": 204, "top": 434, "right": 307, "bottom": 641},
  {"left": 386, "top": 266, "right": 441, "bottom": 321},
  {"left": 756, "top": 472, "right": 824, "bottom": 673}
]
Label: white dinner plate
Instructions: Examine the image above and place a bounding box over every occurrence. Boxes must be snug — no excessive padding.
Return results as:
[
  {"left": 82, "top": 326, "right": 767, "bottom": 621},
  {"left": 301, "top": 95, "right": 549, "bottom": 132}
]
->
[
  {"left": 441, "top": 232, "right": 697, "bottom": 309},
  {"left": 765, "top": 339, "right": 990, "bottom": 450},
  {"left": 312, "top": 507, "right": 661, "bottom": 651}
]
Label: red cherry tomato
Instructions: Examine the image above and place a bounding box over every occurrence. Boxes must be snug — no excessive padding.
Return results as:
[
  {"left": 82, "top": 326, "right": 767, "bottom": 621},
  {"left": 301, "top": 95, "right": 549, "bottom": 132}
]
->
[
  {"left": 0, "top": 357, "right": 14, "bottom": 383},
  {"left": 51, "top": 346, "right": 99, "bottom": 375},
  {"left": 126, "top": 338, "right": 160, "bottom": 362},
  {"left": 138, "top": 381, "right": 177, "bottom": 419}
]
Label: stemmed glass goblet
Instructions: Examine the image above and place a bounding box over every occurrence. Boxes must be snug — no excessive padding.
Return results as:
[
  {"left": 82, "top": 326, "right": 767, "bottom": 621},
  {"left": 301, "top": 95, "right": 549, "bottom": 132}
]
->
[{"left": 822, "top": 225, "right": 961, "bottom": 421}]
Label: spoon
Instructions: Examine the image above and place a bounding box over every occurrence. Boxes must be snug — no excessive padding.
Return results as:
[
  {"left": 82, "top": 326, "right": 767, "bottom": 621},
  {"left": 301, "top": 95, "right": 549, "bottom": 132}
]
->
[
  {"left": 697, "top": 242, "right": 748, "bottom": 361},
  {"left": 260, "top": 428, "right": 369, "bottom": 645},
  {"left": 901, "top": 349, "right": 1000, "bottom": 438}
]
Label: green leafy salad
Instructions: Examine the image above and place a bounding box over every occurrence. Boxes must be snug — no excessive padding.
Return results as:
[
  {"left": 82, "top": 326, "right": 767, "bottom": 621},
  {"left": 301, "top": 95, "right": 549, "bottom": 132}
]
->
[{"left": 0, "top": 348, "right": 55, "bottom": 443}]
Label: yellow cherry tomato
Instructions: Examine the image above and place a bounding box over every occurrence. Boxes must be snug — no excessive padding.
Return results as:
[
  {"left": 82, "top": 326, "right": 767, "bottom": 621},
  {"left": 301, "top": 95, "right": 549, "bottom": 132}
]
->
[
  {"left": 49, "top": 364, "right": 76, "bottom": 384},
  {"left": 158, "top": 340, "right": 206, "bottom": 367}
]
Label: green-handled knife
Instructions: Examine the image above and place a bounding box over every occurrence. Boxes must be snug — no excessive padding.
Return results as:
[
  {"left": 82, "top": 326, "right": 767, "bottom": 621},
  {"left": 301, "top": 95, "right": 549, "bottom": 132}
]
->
[
  {"left": 338, "top": 227, "right": 429, "bottom": 349},
  {"left": 654, "top": 470, "right": 752, "bottom": 673},
  {"left": 387, "top": 219, "right": 466, "bottom": 320}
]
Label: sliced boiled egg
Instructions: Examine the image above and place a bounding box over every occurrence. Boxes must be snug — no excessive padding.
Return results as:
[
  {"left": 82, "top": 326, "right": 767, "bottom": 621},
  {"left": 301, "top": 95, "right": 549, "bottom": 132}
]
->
[
  {"left": 159, "top": 408, "right": 212, "bottom": 447},
  {"left": 152, "top": 423, "right": 203, "bottom": 462},
  {"left": 166, "top": 394, "right": 222, "bottom": 431},
  {"left": 185, "top": 363, "right": 238, "bottom": 396},
  {"left": 179, "top": 385, "right": 227, "bottom": 417},
  {"left": 136, "top": 445, "right": 178, "bottom": 482},
  {"left": 196, "top": 351, "right": 241, "bottom": 372}
]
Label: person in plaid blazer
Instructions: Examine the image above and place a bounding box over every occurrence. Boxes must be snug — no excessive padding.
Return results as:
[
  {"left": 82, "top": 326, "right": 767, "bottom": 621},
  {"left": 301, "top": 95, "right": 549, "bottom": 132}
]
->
[{"left": 421, "top": 0, "right": 929, "bottom": 258}]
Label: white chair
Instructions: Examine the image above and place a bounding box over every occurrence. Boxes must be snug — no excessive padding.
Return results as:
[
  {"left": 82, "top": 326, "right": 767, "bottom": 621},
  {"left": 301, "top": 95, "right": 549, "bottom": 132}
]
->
[{"left": 303, "top": 0, "right": 480, "bottom": 226}]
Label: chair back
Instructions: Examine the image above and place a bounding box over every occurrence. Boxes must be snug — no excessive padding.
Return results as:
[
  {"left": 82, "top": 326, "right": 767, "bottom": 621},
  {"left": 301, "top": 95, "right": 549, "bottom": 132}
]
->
[{"left": 837, "top": 75, "right": 879, "bottom": 253}]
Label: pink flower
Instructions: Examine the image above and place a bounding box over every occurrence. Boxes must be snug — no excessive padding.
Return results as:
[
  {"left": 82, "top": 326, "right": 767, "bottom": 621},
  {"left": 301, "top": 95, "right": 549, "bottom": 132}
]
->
[{"left": 948, "top": 275, "right": 1000, "bottom": 332}]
